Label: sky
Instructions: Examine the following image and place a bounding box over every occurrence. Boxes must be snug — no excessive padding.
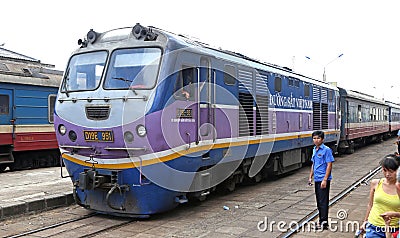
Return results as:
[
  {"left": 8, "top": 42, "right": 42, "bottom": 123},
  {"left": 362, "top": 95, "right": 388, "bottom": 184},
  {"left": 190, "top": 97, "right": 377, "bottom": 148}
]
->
[{"left": 1, "top": 0, "right": 399, "bottom": 102}]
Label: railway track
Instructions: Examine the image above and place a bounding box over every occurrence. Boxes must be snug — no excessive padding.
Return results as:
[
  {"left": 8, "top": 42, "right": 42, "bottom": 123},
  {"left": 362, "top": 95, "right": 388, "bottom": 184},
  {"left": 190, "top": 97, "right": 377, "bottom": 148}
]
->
[
  {"left": 5, "top": 213, "right": 97, "bottom": 238},
  {"left": 4, "top": 212, "right": 138, "bottom": 238}
]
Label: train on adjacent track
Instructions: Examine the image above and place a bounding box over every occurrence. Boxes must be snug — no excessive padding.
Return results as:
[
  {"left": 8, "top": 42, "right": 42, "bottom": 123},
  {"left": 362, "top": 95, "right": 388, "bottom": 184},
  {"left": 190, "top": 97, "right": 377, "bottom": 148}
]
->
[
  {"left": 54, "top": 23, "right": 400, "bottom": 217},
  {"left": 0, "top": 49, "right": 62, "bottom": 172}
]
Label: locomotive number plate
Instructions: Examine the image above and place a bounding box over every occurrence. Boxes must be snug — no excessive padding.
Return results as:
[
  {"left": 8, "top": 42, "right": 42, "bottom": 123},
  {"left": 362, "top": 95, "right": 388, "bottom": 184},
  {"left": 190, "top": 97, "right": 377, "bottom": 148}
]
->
[{"left": 84, "top": 130, "right": 114, "bottom": 142}]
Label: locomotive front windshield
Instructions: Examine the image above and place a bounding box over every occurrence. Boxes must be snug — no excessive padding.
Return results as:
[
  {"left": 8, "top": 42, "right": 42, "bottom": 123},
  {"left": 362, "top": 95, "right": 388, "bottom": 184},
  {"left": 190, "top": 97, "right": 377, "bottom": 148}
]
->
[
  {"left": 62, "top": 51, "right": 107, "bottom": 92},
  {"left": 61, "top": 48, "right": 161, "bottom": 92},
  {"left": 104, "top": 48, "right": 161, "bottom": 90}
]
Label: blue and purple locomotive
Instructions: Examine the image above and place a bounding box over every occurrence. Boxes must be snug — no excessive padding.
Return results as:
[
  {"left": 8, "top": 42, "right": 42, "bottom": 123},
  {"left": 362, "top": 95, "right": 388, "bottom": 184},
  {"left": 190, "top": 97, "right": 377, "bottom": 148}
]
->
[{"left": 54, "top": 23, "right": 340, "bottom": 217}]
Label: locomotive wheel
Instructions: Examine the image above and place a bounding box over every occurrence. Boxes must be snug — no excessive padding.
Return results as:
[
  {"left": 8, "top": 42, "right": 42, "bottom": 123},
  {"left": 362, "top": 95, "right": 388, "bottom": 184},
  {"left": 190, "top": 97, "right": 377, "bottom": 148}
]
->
[
  {"left": 252, "top": 173, "right": 263, "bottom": 183},
  {"left": 8, "top": 163, "right": 16, "bottom": 171},
  {"left": 197, "top": 194, "right": 207, "bottom": 202},
  {"left": 221, "top": 176, "right": 236, "bottom": 193},
  {"left": 244, "top": 173, "right": 263, "bottom": 185},
  {"left": 188, "top": 191, "right": 208, "bottom": 202}
]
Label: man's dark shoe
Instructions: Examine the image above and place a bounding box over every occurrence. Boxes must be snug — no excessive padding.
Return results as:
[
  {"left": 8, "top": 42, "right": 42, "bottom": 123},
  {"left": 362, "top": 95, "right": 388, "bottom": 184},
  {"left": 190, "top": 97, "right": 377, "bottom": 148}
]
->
[{"left": 315, "top": 222, "right": 329, "bottom": 231}]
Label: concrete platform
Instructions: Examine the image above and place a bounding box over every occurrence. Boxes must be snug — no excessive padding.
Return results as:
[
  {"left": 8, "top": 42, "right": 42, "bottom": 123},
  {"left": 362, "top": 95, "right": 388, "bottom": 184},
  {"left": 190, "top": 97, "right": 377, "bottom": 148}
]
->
[
  {"left": 0, "top": 167, "right": 74, "bottom": 220},
  {"left": 0, "top": 137, "right": 397, "bottom": 237},
  {"left": 292, "top": 172, "right": 377, "bottom": 238}
]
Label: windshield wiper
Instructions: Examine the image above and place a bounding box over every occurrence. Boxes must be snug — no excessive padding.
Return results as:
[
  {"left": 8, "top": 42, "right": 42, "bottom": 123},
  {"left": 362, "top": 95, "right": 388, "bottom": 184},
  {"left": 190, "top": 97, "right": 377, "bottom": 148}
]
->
[
  {"left": 62, "top": 67, "right": 70, "bottom": 97},
  {"left": 112, "top": 77, "right": 138, "bottom": 95}
]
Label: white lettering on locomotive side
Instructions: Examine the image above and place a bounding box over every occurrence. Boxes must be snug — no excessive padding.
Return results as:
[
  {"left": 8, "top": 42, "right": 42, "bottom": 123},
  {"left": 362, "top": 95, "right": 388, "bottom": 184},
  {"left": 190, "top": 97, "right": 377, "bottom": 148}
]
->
[{"left": 269, "top": 93, "right": 313, "bottom": 109}]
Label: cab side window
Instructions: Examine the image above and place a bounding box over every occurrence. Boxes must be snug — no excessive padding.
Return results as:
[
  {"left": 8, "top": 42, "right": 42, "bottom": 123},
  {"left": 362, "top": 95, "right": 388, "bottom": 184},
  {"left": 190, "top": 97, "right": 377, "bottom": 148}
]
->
[
  {"left": 175, "top": 66, "right": 195, "bottom": 100},
  {"left": 274, "top": 76, "right": 282, "bottom": 92},
  {"left": 224, "top": 65, "right": 236, "bottom": 85}
]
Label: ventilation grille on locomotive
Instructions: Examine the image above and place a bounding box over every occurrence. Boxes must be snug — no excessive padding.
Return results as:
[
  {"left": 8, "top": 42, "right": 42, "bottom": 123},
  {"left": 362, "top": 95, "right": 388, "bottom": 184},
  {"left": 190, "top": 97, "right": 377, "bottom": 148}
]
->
[
  {"left": 239, "top": 93, "right": 254, "bottom": 136},
  {"left": 313, "top": 102, "right": 321, "bottom": 130},
  {"left": 86, "top": 106, "right": 110, "bottom": 120},
  {"left": 238, "top": 69, "right": 253, "bottom": 92},
  {"left": 255, "top": 71, "right": 269, "bottom": 135},
  {"left": 321, "top": 103, "right": 328, "bottom": 129},
  {"left": 313, "top": 87, "right": 320, "bottom": 101},
  {"left": 255, "top": 73, "right": 268, "bottom": 95},
  {"left": 321, "top": 90, "right": 328, "bottom": 103},
  {"left": 256, "top": 95, "right": 269, "bottom": 135},
  {"left": 238, "top": 68, "right": 254, "bottom": 136}
]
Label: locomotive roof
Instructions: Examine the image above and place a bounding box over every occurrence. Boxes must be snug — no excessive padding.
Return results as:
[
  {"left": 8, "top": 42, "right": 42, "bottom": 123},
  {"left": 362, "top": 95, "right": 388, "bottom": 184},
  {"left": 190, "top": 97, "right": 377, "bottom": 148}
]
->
[
  {"left": 79, "top": 24, "right": 338, "bottom": 92},
  {"left": 156, "top": 27, "right": 338, "bottom": 91}
]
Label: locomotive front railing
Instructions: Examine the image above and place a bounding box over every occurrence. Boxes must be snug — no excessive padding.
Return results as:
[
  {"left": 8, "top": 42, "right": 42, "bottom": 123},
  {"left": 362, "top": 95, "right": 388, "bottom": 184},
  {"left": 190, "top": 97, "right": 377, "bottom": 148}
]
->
[
  {"left": 104, "top": 147, "right": 146, "bottom": 151},
  {"left": 60, "top": 145, "right": 93, "bottom": 149},
  {"left": 58, "top": 96, "right": 148, "bottom": 103}
]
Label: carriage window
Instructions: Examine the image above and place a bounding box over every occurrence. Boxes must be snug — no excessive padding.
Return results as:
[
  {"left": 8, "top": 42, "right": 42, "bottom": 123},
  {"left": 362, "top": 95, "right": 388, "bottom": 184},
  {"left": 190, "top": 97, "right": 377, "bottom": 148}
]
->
[
  {"left": 384, "top": 109, "right": 389, "bottom": 121},
  {"left": 105, "top": 48, "right": 161, "bottom": 90},
  {"left": 48, "top": 95, "right": 56, "bottom": 123},
  {"left": 370, "top": 108, "right": 373, "bottom": 121},
  {"left": 0, "top": 94, "right": 9, "bottom": 114},
  {"left": 224, "top": 65, "right": 236, "bottom": 85},
  {"left": 274, "top": 77, "right": 282, "bottom": 92},
  {"left": 370, "top": 107, "right": 377, "bottom": 121},
  {"left": 304, "top": 84, "right": 310, "bottom": 97},
  {"left": 175, "top": 66, "right": 195, "bottom": 100}
]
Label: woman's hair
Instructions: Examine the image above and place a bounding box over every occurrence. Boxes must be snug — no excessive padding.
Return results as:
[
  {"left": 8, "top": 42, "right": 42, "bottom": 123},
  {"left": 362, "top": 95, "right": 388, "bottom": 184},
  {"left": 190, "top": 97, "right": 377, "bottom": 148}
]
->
[{"left": 380, "top": 154, "right": 400, "bottom": 171}]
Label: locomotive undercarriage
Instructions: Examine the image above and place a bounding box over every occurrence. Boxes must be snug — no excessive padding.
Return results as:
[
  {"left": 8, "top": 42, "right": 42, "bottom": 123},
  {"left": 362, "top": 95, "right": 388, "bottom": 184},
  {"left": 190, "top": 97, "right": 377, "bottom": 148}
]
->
[
  {"left": 0, "top": 145, "right": 14, "bottom": 172},
  {"left": 187, "top": 148, "right": 311, "bottom": 201},
  {"left": 72, "top": 147, "right": 312, "bottom": 212}
]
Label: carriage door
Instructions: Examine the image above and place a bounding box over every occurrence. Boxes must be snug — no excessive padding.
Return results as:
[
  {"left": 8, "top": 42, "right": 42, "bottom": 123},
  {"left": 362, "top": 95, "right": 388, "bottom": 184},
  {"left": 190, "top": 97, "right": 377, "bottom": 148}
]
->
[
  {"left": 198, "top": 57, "right": 215, "bottom": 142},
  {"left": 0, "top": 89, "right": 13, "bottom": 145}
]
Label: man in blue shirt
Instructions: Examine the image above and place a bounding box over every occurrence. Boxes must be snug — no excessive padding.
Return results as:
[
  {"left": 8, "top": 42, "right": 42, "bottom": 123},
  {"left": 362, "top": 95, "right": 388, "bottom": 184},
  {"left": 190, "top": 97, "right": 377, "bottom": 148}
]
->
[{"left": 308, "top": 130, "right": 335, "bottom": 230}]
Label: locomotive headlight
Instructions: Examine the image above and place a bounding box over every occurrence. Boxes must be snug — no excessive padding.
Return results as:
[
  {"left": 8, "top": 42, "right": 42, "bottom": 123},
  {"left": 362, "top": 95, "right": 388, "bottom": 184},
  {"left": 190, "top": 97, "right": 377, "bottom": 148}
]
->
[
  {"left": 124, "top": 131, "right": 134, "bottom": 143},
  {"left": 136, "top": 125, "right": 147, "bottom": 137},
  {"left": 58, "top": 124, "right": 67, "bottom": 135},
  {"left": 69, "top": 130, "right": 77, "bottom": 142}
]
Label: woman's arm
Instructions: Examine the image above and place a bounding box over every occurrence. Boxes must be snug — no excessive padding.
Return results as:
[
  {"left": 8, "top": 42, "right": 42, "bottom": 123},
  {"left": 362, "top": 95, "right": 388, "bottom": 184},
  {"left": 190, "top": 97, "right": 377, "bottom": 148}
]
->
[{"left": 381, "top": 211, "right": 400, "bottom": 219}]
